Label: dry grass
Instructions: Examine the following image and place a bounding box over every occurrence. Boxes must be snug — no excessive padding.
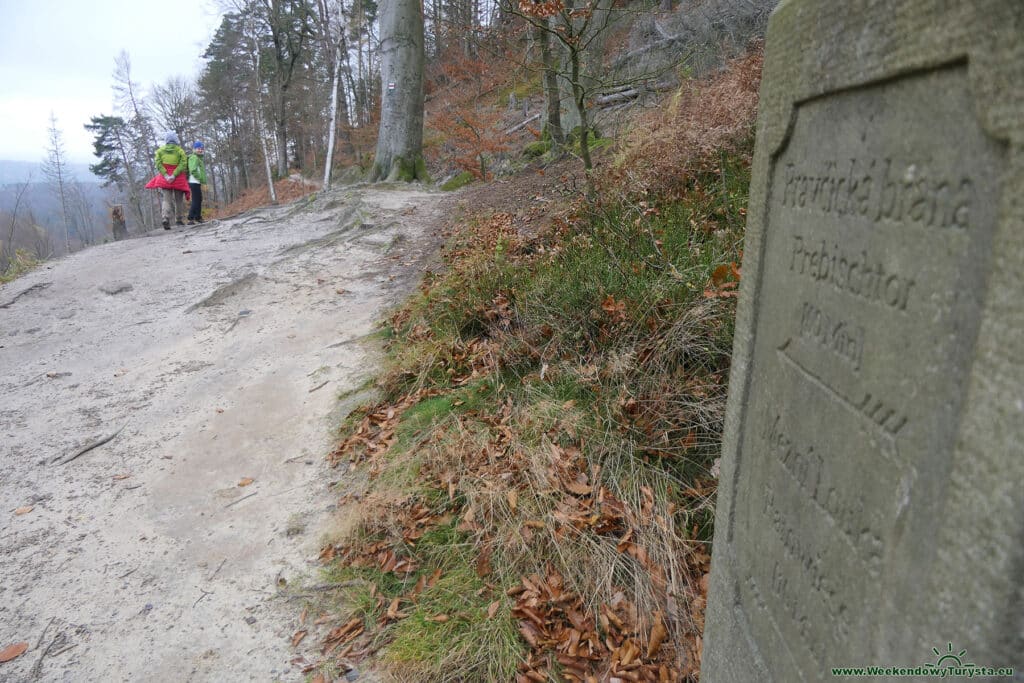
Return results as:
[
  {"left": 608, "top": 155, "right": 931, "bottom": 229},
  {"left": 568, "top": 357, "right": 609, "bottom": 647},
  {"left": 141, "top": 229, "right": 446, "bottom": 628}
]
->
[
  {"left": 0, "top": 250, "right": 41, "bottom": 284},
  {"left": 208, "top": 174, "right": 319, "bottom": 220},
  {"left": 611, "top": 48, "right": 762, "bottom": 203}
]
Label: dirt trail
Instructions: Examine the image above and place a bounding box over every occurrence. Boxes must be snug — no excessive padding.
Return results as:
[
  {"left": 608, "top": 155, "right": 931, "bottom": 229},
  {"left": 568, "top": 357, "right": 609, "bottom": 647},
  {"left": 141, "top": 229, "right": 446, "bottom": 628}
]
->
[{"left": 0, "top": 185, "right": 445, "bottom": 682}]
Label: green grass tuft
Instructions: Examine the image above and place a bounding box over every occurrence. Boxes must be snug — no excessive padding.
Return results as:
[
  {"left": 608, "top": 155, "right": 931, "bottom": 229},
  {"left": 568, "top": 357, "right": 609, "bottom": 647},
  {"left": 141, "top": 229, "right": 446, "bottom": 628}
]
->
[{"left": 383, "top": 559, "right": 521, "bottom": 682}]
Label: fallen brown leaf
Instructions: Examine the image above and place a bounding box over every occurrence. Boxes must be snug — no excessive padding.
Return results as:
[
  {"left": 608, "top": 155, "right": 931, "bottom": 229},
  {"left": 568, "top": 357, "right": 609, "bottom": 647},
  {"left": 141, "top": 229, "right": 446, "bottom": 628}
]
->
[
  {"left": 291, "top": 629, "right": 307, "bottom": 647},
  {"left": 13, "top": 506, "right": 33, "bottom": 516},
  {"left": 647, "top": 611, "right": 668, "bottom": 658},
  {"left": 0, "top": 642, "right": 28, "bottom": 662},
  {"left": 112, "top": 473, "right": 131, "bottom": 481},
  {"left": 238, "top": 477, "right": 255, "bottom": 487},
  {"left": 487, "top": 600, "right": 501, "bottom": 619},
  {"left": 710, "top": 264, "right": 730, "bottom": 287},
  {"left": 427, "top": 568, "right": 442, "bottom": 587}
]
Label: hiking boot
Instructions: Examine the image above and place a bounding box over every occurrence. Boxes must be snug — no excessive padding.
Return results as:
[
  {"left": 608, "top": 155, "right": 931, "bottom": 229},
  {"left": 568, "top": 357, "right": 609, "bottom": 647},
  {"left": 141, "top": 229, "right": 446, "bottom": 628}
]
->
[
  {"left": 162, "top": 219, "right": 170, "bottom": 230},
  {"left": 187, "top": 220, "right": 196, "bottom": 226}
]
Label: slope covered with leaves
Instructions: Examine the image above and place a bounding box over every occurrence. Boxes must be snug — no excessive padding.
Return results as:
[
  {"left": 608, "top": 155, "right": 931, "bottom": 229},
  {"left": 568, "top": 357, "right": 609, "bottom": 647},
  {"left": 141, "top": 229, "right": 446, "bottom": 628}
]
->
[{"left": 299, "top": 50, "right": 762, "bottom": 683}]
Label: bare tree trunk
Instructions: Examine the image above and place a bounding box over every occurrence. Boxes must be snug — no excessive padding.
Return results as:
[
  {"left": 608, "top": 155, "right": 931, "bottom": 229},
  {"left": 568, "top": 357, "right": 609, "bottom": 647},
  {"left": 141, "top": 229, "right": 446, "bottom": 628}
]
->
[
  {"left": 275, "top": 97, "right": 289, "bottom": 177},
  {"left": 371, "top": 0, "right": 427, "bottom": 182},
  {"left": 250, "top": 28, "right": 279, "bottom": 204},
  {"left": 4, "top": 176, "right": 31, "bottom": 264},
  {"left": 111, "top": 205, "right": 128, "bottom": 241},
  {"left": 432, "top": 0, "right": 442, "bottom": 57},
  {"left": 569, "top": 47, "right": 594, "bottom": 191},
  {"left": 324, "top": 44, "right": 343, "bottom": 187},
  {"left": 43, "top": 114, "right": 72, "bottom": 254},
  {"left": 535, "top": 18, "right": 564, "bottom": 149},
  {"left": 259, "top": 124, "right": 278, "bottom": 204}
]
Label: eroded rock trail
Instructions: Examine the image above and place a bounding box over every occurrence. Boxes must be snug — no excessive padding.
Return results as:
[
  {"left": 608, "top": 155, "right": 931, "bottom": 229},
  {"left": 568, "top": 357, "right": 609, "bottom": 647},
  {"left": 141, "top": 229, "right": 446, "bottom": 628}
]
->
[{"left": 0, "top": 185, "right": 444, "bottom": 682}]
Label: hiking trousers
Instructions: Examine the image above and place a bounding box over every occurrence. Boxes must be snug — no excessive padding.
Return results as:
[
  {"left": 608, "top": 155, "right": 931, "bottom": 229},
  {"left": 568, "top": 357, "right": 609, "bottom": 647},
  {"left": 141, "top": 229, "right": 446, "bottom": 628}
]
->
[
  {"left": 188, "top": 183, "right": 203, "bottom": 221},
  {"left": 160, "top": 188, "right": 186, "bottom": 224}
]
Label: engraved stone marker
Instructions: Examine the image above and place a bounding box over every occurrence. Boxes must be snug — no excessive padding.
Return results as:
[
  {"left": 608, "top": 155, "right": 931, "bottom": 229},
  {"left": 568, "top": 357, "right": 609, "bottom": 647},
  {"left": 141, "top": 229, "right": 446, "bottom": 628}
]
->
[{"left": 703, "top": 2, "right": 1023, "bottom": 680}]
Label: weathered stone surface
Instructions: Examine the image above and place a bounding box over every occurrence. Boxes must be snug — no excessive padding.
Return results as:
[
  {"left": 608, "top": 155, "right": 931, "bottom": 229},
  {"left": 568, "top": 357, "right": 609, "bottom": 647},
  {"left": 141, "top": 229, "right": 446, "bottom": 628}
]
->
[
  {"left": 99, "top": 282, "right": 133, "bottom": 295},
  {"left": 704, "top": 2, "right": 1023, "bottom": 680}
]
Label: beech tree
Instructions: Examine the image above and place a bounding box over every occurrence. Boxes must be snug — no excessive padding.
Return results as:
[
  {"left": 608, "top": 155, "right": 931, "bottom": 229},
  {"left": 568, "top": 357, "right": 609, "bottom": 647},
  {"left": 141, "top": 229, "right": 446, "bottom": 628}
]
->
[{"left": 371, "top": 0, "right": 428, "bottom": 181}]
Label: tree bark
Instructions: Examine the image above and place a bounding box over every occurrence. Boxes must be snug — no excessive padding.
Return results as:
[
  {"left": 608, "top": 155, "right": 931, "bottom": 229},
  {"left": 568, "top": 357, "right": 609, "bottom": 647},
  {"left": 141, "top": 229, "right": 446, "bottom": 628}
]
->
[
  {"left": 252, "top": 43, "right": 279, "bottom": 204},
  {"left": 324, "top": 44, "right": 343, "bottom": 187},
  {"left": 569, "top": 48, "right": 594, "bottom": 180},
  {"left": 535, "top": 18, "right": 564, "bottom": 149},
  {"left": 371, "top": 0, "right": 428, "bottom": 182},
  {"left": 111, "top": 205, "right": 128, "bottom": 241}
]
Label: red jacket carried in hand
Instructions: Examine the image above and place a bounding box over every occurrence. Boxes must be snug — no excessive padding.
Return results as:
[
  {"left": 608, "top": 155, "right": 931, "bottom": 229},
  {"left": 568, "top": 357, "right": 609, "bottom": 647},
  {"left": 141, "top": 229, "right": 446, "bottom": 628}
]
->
[
  {"left": 146, "top": 142, "right": 191, "bottom": 199},
  {"left": 146, "top": 163, "right": 191, "bottom": 199}
]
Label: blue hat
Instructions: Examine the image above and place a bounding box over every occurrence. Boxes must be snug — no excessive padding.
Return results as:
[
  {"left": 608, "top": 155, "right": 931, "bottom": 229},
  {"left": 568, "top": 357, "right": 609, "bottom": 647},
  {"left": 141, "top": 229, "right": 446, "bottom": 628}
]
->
[
  {"left": 165, "top": 132, "right": 179, "bottom": 145},
  {"left": 193, "top": 141, "right": 204, "bottom": 149}
]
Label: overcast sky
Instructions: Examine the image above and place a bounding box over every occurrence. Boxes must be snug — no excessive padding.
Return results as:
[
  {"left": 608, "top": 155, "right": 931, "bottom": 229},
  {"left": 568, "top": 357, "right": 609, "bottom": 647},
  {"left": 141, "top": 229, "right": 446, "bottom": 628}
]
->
[{"left": 0, "top": 1, "right": 223, "bottom": 166}]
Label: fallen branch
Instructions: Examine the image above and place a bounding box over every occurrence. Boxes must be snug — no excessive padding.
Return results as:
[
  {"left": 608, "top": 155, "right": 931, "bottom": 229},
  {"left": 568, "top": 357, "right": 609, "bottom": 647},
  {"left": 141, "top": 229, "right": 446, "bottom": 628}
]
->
[
  {"left": 503, "top": 113, "right": 541, "bottom": 136},
  {"left": 208, "top": 558, "right": 227, "bottom": 581},
  {"left": 308, "top": 380, "right": 329, "bottom": 393},
  {"left": 610, "top": 35, "right": 684, "bottom": 70},
  {"left": 29, "top": 617, "right": 57, "bottom": 680},
  {"left": 55, "top": 426, "right": 126, "bottom": 465},
  {"left": 193, "top": 589, "right": 214, "bottom": 608},
  {"left": 282, "top": 580, "right": 369, "bottom": 602},
  {"left": 595, "top": 89, "right": 640, "bottom": 106},
  {"left": 48, "top": 644, "right": 75, "bottom": 658},
  {"left": 224, "top": 491, "right": 258, "bottom": 509},
  {"left": 595, "top": 80, "right": 677, "bottom": 107}
]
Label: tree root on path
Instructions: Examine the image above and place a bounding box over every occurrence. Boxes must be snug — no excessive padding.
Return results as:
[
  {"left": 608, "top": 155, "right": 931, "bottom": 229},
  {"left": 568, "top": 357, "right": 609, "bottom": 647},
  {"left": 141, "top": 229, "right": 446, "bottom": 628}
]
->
[
  {"left": 54, "top": 426, "right": 126, "bottom": 465},
  {"left": 0, "top": 282, "right": 51, "bottom": 309}
]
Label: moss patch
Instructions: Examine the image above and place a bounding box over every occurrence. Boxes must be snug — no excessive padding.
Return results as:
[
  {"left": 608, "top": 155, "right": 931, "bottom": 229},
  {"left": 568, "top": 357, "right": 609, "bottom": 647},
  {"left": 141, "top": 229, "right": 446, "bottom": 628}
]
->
[{"left": 440, "top": 171, "right": 475, "bottom": 191}]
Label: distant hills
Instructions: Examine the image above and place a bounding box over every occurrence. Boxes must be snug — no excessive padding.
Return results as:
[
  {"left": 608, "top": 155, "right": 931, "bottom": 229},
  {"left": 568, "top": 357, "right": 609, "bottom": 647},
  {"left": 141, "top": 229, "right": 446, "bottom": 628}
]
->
[{"left": 0, "top": 160, "right": 101, "bottom": 186}]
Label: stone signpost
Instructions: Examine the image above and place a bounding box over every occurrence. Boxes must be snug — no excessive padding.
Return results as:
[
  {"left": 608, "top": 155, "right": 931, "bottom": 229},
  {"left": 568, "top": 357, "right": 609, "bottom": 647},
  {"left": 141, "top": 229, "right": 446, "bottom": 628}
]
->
[{"left": 703, "top": 2, "right": 1023, "bottom": 680}]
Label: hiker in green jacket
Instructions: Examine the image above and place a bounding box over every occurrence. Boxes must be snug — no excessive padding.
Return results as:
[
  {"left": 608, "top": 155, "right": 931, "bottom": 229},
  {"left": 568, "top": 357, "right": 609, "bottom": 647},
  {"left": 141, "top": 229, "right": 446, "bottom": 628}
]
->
[
  {"left": 150, "top": 132, "right": 189, "bottom": 229},
  {"left": 187, "top": 141, "right": 207, "bottom": 225}
]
